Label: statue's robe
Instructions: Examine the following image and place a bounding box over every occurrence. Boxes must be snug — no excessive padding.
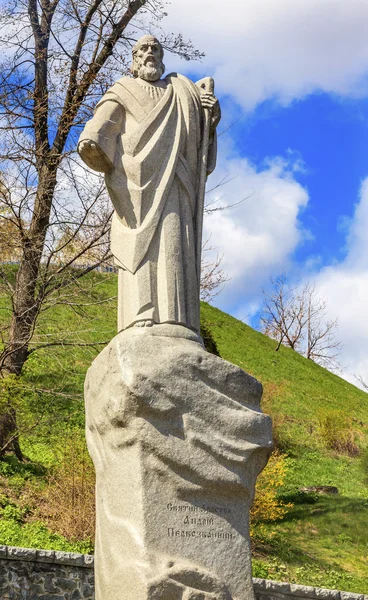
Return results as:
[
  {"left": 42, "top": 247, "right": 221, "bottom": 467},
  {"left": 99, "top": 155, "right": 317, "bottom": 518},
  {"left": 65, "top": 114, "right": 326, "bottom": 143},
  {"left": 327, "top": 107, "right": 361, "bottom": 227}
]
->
[{"left": 78, "top": 74, "right": 217, "bottom": 333}]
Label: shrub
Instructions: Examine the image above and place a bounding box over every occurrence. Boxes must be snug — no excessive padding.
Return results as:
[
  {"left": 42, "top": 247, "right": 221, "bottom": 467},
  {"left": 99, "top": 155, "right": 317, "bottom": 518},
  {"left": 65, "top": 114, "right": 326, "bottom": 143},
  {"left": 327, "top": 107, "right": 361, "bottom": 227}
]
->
[
  {"left": 0, "top": 503, "right": 28, "bottom": 523},
  {"left": 317, "top": 409, "right": 361, "bottom": 457},
  {"left": 252, "top": 560, "right": 271, "bottom": 578},
  {"left": 279, "top": 488, "right": 319, "bottom": 505},
  {"left": 251, "top": 450, "right": 292, "bottom": 527}
]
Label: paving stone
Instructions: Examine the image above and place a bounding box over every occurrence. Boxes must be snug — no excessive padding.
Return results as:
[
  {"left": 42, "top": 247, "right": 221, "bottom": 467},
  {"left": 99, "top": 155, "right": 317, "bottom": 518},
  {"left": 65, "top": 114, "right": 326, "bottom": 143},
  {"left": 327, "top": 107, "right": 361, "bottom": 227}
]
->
[
  {"left": 314, "top": 588, "right": 340, "bottom": 599},
  {"left": 37, "top": 550, "right": 56, "bottom": 563},
  {"left": 7, "top": 547, "right": 37, "bottom": 562},
  {"left": 290, "top": 584, "right": 318, "bottom": 598},
  {"left": 254, "top": 579, "right": 267, "bottom": 590},
  {"left": 340, "top": 593, "right": 364, "bottom": 600},
  {"left": 265, "top": 579, "right": 291, "bottom": 593}
]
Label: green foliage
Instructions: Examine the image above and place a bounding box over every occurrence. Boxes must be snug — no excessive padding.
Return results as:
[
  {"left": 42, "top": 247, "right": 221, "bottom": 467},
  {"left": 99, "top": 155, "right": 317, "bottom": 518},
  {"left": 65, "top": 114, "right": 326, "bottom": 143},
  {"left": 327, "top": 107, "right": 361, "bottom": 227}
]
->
[
  {"left": 0, "top": 374, "right": 40, "bottom": 421},
  {"left": 252, "top": 560, "right": 271, "bottom": 579},
  {"left": 0, "top": 503, "right": 28, "bottom": 523},
  {"left": 0, "top": 455, "right": 46, "bottom": 479},
  {"left": 251, "top": 451, "right": 293, "bottom": 526},
  {"left": 0, "top": 519, "right": 93, "bottom": 553}
]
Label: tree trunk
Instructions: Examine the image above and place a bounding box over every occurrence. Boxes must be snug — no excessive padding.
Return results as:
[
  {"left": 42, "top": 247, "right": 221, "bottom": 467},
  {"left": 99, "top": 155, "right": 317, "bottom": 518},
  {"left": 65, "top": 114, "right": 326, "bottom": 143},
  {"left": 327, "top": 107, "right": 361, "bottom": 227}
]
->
[
  {"left": 0, "top": 407, "right": 23, "bottom": 461},
  {"left": 0, "top": 166, "right": 58, "bottom": 459}
]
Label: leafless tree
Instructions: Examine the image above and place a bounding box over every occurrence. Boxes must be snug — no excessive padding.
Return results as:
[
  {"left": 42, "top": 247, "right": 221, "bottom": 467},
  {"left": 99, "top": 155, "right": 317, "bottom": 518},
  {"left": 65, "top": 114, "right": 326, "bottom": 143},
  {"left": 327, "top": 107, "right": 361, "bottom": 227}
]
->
[
  {"left": 261, "top": 274, "right": 342, "bottom": 370},
  {"left": 200, "top": 237, "right": 228, "bottom": 302},
  {"left": 0, "top": 0, "right": 202, "bottom": 457},
  {"left": 199, "top": 176, "right": 256, "bottom": 302},
  {"left": 354, "top": 375, "right": 368, "bottom": 393}
]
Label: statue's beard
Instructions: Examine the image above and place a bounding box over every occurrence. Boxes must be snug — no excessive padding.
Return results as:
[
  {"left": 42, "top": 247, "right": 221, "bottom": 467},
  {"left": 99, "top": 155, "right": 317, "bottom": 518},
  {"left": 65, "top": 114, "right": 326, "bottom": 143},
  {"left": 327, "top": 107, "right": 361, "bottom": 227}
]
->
[{"left": 137, "top": 61, "right": 164, "bottom": 82}]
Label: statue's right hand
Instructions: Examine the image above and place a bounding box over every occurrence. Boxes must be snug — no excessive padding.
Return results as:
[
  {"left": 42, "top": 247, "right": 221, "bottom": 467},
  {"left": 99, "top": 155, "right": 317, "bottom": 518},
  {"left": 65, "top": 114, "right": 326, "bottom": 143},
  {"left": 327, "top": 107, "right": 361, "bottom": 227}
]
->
[
  {"left": 78, "top": 139, "right": 112, "bottom": 173},
  {"left": 78, "top": 140, "right": 97, "bottom": 153}
]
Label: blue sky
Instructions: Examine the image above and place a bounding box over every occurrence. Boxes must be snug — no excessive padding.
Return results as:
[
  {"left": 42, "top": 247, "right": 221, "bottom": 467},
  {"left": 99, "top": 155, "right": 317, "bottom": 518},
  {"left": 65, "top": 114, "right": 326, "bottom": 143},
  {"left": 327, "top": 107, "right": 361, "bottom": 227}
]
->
[
  {"left": 163, "top": 0, "right": 368, "bottom": 384},
  {"left": 239, "top": 94, "right": 368, "bottom": 266}
]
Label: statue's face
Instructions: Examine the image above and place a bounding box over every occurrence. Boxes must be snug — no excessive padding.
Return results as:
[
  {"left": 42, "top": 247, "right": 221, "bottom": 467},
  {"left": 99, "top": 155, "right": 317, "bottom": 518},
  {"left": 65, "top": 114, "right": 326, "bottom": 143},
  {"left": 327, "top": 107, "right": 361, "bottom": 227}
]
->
[{"left": 132, "top": 37, "right": 165, "bottom": 82}]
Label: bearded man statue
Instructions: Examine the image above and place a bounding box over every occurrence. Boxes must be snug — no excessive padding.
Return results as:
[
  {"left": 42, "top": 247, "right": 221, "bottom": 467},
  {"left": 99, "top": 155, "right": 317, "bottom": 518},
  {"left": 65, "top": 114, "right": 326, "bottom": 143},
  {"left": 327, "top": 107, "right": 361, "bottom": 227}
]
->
[{"left": 78, "top": 35, "right": 220, "bottom": 333}]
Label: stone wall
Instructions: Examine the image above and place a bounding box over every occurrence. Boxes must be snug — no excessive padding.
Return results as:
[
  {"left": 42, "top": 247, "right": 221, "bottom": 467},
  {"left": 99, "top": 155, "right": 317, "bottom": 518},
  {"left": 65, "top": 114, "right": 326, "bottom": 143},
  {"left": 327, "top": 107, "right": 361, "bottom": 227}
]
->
[
  {"left": 0, "top": 545, "right": 366, "bottom": 600},
  {"left": 0, "top": 545, "right": 94, "bottom": 600},
  {"left": 253, "top": 578, "right": 367, "bottom": 600}
]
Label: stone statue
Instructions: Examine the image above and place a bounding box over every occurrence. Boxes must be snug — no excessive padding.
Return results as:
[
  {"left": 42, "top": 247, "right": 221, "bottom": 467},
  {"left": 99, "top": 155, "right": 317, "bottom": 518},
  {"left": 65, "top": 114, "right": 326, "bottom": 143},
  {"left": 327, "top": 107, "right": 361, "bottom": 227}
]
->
[
  {"left": 82, "top": 35, "right": 272, "bottom": 600},
  {"left": 78, "top": 35, "right": 220, "bottom": 333}
]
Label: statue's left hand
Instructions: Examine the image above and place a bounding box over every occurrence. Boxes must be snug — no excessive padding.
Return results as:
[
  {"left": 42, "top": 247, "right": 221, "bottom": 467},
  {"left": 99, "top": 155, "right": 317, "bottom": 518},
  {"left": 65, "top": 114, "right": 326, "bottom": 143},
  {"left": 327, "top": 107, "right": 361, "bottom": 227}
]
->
[
  {"left": 200, "top": 91, "right": 218, "bottom": 110},
  {"left": 201, "top": 92, "right": 221, "bottom": 131}
]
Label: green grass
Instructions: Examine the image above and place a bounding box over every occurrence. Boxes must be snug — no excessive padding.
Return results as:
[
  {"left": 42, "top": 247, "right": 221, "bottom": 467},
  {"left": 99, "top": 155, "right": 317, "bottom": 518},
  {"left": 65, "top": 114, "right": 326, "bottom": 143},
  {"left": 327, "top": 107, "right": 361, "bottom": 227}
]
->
[
  {"left": 252, "top": 495, "right": 368, "bottom": 592},
  {"left": 0, "top": 272, "right": 367, "bottom": 591},
  {"left": 0, "top": 519, "right": 93, "bottom": 554}
]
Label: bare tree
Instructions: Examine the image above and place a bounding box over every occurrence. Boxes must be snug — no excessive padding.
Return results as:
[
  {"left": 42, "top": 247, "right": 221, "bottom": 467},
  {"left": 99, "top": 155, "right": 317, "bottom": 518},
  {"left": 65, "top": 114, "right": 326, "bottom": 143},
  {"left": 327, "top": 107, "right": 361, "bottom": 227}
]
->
[
  {"left": 0, "top": 0, "right": 202, "bottom": 457},
  {"left": 354, "top": 375, "right": 368, "bottom": 393},
  {"left": 261, "top": 274, "right": 342, "bottom": 370},
  {"left": 200, "top": 237, "right": 228, "bottom": 303},
  {"left": 260, "top": 274, "right": 304, "bottom": 352}
]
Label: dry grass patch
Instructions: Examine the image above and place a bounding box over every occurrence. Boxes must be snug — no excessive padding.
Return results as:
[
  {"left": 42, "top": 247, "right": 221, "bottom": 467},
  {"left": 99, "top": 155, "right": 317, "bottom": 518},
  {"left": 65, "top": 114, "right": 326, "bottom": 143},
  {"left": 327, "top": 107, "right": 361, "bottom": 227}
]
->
[{"left": 37, "top": 433, "right": 95, "bottom": 543}]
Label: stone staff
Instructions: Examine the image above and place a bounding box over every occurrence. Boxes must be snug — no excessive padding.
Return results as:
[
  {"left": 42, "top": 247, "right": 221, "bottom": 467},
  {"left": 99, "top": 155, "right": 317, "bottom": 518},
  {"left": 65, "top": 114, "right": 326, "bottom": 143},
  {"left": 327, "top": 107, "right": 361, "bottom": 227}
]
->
[{"left": 195, "top": 76, "right": 215, "bottom": 288}]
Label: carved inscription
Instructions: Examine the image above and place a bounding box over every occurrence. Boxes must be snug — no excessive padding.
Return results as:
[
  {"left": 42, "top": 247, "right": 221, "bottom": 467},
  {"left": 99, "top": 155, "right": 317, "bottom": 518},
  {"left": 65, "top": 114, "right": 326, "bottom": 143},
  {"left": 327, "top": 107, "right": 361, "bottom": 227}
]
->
[{"left": 166, "top": 503, "right": 234, "bottom": 541}]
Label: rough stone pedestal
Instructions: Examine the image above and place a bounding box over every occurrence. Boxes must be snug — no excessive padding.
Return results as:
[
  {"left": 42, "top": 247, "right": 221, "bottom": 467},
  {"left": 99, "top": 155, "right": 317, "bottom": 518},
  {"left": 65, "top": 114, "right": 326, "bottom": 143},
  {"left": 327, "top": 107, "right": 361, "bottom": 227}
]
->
[{"left": 84, "top": 325, "right": 272, "bottom": 600}]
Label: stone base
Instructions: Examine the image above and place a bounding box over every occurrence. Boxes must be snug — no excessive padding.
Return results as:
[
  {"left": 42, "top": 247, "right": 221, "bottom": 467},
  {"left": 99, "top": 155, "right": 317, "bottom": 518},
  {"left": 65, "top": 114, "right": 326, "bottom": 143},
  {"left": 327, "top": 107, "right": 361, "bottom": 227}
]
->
[{"left": 84, "top": 324, "right": 272, "bottom": 600}]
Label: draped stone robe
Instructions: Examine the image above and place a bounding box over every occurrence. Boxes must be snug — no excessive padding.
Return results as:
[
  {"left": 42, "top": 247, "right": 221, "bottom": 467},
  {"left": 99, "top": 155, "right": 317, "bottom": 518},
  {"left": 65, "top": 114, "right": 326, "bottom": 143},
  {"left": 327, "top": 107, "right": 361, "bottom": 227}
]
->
[{"left": 78, "top": 73, "right": 217, "bottom": 333}]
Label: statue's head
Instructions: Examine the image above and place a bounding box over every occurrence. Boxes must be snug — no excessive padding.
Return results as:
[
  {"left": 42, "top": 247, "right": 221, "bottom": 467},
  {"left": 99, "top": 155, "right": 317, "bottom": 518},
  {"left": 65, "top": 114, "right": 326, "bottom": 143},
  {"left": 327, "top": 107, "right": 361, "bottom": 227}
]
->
[{"left": 131, "top": 35, "right": 165, "bottom": 82}]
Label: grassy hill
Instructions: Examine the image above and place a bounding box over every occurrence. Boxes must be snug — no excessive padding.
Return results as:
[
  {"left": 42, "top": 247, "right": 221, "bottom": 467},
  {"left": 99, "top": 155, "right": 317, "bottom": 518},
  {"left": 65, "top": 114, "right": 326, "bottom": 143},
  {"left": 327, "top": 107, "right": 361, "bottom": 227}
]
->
[{"left": 0, "top": 271, "right": 367, "bottom": 593}]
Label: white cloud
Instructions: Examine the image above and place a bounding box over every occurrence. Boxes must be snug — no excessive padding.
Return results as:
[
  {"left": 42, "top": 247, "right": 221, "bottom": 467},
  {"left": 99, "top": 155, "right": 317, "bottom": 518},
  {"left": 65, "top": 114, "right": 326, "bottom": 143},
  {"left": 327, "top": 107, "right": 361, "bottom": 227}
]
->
[
  {"left": 344, "top": 178, "right": 368, "bottom": 269},
  {"left": 204, "top": 149, "right": 309, "bottom": 317},
  {"left": 164, "top": 0, "right": 368, "bottom": 110},
  {"left": 310, "top": 178, "right": 368, "bottom": 385}
]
